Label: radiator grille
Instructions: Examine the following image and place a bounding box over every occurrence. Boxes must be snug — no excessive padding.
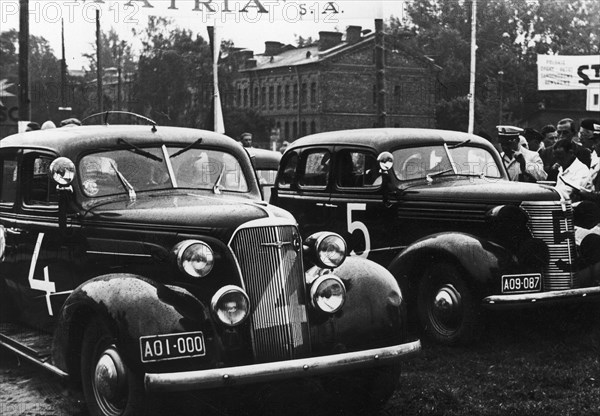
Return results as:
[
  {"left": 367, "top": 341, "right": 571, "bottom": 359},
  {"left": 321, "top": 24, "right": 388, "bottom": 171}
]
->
[
  {"left": 229, "top": 224, "right": 310, "bottom": 362},
  {"left": 521, "top": 201, "right": 577, "bottom": 290}
]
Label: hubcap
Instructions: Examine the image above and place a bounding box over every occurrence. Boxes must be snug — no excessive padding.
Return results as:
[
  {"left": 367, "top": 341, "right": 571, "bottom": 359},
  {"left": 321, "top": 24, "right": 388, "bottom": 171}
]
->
[
  {"left": 93, "top": 346, "right": 127, "bottom": 414},
  {"left": 431, "top": 284, "right": 462, "bottom": 326}
]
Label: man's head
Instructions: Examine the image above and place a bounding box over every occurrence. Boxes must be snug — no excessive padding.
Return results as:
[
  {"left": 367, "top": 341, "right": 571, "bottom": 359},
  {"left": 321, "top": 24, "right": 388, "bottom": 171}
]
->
[
  {"left": 552, "top": 138, "right": 577, "bottom": 169},
  {"left": 540, "top": 124, "right": 558, "bottom": 148},
  {"left": 240, "top": 132, "right": 252, "bottom": 148},
  {"left": 556, "top": 118, "right": 576, "bottom": 141},
  {"left": 497, "top": 125, "right": 523, "bottom": 155},
  {"left": 522, "top": 128, "right": 544, "bottom": 151},
  {"left": 579, "top": 119, "right": 600, "bottom": 150}
]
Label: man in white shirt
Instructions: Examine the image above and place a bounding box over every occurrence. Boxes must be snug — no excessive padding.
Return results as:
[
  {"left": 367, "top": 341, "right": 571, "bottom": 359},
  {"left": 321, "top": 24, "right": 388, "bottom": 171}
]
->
[
  {"left": 554, "top": 138, "right": 592, "bottom": 201},
  {"left": 497, "top": 125, "right": 547, "bottom": 182}
]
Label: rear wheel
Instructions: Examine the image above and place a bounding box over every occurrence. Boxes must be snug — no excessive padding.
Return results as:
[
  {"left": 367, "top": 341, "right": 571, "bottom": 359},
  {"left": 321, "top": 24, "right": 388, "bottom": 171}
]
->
[
  {"left": 417, "top": 262, "right": 482, "bottom": 345},
  {"left": 81, "top": 317, "right": 152, "bottom": 416}
]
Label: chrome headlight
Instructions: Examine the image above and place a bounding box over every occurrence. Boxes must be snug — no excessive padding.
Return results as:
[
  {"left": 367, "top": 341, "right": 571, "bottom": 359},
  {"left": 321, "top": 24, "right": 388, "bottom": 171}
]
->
[
  {"left": 305, "top": 232, "right": 347, "bottom": 269},
  {"left": 174, "top": 240, "right": 214, "bottom": 278},
  {"left": 310, "top": 274, "right": 346, "bottom": 313},
  {"left": 211, "top": 285, "right": 250, "bottom": 326}
]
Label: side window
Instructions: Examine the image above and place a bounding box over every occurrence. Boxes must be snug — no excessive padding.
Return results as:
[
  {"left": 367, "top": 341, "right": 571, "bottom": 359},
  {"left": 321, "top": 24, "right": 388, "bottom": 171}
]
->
[
  {"left": 23, "top": 155, "right": 58, "bottom": 207},
  {"left": 0, "top": 157, "right": 19, "bottom": 206},
  {"left": 299, "top": 150, "right": 330, "bottom": 188},
  {"left": 336, "top": 151, "right": 380, "bottom": 188},
  {"left": 278, "top": 152, "right": 298, "bottom": 188}
]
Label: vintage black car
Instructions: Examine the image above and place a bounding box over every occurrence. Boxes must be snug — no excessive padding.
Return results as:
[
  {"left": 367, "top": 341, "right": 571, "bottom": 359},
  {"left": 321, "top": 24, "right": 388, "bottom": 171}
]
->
[
  {"left": 0, "top": 119, "right": 420, "bottom": 416},
  {"left": 271, "top": 128, "right": 600, "bottom": 345}
]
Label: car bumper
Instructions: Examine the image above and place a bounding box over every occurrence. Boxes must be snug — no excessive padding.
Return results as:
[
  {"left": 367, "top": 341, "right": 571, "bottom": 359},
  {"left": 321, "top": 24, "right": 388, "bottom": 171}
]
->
[
  {"left": 144, "top": 340, "right": 421, "bottom": 393},
  {"left": 482, "top": 286, "right": 600, "bottom": 309}
]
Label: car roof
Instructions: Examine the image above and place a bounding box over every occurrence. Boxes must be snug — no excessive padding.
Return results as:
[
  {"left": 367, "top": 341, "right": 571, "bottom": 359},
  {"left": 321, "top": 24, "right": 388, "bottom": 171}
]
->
[
  {"left": 287, "top": 128, "right": 492, "bottom": 152},
  {"left": 0, "top": 125, "right": 243, "bottom": 157},
  {"left": 247, "top": 148, "right": 281, "bottom": 170}
]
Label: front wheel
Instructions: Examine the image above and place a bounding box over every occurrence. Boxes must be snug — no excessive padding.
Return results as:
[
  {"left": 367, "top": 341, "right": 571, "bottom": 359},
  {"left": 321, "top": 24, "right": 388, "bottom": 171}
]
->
[
  {"left": 417, "top": 262, "right": 482, "bottom": 345},
  {"left": 81, "top": 317, "right": 152, "bottom": 416}
]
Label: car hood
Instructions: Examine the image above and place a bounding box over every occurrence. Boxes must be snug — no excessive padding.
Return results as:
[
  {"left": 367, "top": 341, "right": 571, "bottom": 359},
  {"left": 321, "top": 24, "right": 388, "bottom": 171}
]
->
[
  {"left": 399, "top": 177, "right": 561, "bottom": 204},
  {"left": 82, "top": 192, "right": 295, "bottom": 238}
]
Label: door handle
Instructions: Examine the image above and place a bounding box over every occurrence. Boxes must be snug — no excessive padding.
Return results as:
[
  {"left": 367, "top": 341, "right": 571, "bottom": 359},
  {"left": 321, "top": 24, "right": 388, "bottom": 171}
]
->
[
  {"left": 6, "top": 228, "right": 23, "bottom": 235},
  {"left": 316, "top": 203, "right": 338, "bottom": 208}
]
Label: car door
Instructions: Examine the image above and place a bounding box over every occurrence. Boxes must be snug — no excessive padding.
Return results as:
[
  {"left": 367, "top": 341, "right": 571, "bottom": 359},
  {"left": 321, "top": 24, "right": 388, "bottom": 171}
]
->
[
  {"left": 4, "top": 150, "right": 82, "bottom": 331},
  {"left": 328, "top": 147, "right": 401, "bottom": 265},
  {"left": 273, "top": 147, "right": 334, "bottom": 237}
]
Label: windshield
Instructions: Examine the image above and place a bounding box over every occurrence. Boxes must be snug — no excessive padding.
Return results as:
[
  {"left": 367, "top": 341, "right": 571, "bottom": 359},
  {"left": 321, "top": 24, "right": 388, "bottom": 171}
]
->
[
  {"left": 392, "top": 145, "right": 502, "bottom": 181},
  {"left": 79, "top": 145, "right": 248, "bottom": 198}
]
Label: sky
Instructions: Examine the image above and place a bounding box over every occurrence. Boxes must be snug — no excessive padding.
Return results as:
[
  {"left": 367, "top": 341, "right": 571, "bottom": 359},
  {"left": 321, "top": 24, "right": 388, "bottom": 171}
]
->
[{"left": 1, "top": 0, "right": 408, "bottom": 70}]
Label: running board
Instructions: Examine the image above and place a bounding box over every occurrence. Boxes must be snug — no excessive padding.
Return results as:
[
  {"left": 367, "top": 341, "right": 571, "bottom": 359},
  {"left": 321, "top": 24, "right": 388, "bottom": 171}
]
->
[{"left": 0, "top": 323, "right": 68, "bottom": 378}]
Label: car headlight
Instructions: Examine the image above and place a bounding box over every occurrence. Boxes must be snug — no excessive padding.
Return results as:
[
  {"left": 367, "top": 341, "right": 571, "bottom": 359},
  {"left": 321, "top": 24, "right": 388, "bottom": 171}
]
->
[
  {"left": 310, "top": 274, "right": 346, "bottom": 313},
  {"left": 211, "top": 285, "right": 250, "bottom": 326},
  {"left": 305, "top": 232, "right": 347, "bottom": 269},
  {"left": 174, "top": 240, "right": 214, "bottom": 278}
]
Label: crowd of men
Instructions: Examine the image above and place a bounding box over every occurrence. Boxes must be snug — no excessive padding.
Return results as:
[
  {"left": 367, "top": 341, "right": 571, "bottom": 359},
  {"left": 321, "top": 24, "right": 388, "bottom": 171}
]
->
[{"left": 496, "top": 118, "right": 600, "bottom": 238}]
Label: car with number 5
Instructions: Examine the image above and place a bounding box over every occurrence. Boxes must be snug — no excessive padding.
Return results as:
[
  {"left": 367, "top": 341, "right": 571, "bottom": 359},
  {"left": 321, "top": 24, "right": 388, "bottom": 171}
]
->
[
  {"left": 270, "top": 128, "right": 600, "bottom": 345},
  {"left": 0, "top": 115, "right": 420, "bottom": 416}
]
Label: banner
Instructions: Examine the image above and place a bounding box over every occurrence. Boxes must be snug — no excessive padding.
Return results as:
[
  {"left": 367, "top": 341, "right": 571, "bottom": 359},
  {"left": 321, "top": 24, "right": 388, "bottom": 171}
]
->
[{"left": 537, "top": 54, "right": 600, "bottom": 91}]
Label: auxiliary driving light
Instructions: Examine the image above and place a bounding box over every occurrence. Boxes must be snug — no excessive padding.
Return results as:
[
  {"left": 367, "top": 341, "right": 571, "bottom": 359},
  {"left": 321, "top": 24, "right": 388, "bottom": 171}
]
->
[
  {"left": 310, "top": 275, "right": 346, "bottom": 313},
  {"left": 211, "top": 286, "right": 250, "bottom": 326}
]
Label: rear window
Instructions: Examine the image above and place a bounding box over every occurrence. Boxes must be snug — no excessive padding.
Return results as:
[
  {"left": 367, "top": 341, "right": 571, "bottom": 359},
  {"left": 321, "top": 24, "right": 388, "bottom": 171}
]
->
[{"left": 0, "top": 157, "right": 18, "bottom": 206}]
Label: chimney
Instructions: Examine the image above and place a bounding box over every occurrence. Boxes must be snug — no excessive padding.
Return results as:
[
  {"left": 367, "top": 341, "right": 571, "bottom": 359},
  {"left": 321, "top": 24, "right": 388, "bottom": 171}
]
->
[
  {"left": 318, "top": 31, "right": 343, "bottom": 51},
  {"left": 236, "top": 49, "right": 254, "bottom": 62},
  {"left": 346, "top": 26, "right": 362, "bottom": 44},
  {"left": 245, "top": 59, "right": 257, "bottom": 69},
  {"left": 264, "top": 41, "right": 284, "bottom": 56}
]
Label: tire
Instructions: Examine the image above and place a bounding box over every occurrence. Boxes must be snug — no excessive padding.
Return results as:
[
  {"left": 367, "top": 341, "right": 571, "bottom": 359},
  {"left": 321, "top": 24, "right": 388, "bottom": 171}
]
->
[
  {"left": 417, "top": 262, "right": 482, "bottom": 346},
  {"left": 323, "top": 365, "right": 401, "bottom": 416},
  {"left": 81, "top": 316, "right": 153, "bottom": 416}
]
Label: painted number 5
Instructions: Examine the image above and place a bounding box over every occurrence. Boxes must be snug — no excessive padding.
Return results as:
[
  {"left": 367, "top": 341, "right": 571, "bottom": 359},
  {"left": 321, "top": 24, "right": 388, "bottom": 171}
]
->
[{"left": 347, "top": 203, "right": 371, "bottom": 258}]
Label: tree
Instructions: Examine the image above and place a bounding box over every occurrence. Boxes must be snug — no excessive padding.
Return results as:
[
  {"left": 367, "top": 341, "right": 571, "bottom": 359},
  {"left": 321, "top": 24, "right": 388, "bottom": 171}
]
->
[{"left": 393, "top": 0, "right": 600, "bottom": 134}]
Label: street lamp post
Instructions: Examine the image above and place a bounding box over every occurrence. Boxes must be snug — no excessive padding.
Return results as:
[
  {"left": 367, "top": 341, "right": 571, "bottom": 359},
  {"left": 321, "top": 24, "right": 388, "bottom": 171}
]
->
[{"left": 498, "top": 70, "right": 504, "bottom": 125}]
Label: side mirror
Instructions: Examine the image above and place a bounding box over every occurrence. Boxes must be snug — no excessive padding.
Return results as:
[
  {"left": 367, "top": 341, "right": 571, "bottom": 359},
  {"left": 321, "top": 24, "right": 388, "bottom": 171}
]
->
[
  {"left": 377, "top": 151, "right": 394, "bottom": 173},
  {"left": 50, "top": 157, "right": 76, "bottom": 189}
]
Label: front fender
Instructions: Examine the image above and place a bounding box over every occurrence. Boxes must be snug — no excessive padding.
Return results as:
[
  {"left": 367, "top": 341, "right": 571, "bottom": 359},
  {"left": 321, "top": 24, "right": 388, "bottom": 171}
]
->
[
  {"left": 52, "top": 274, "right": 220, "bottom": 376},
  {"left": 309, "top": 257, "right": 407, "bottom": 353},
  {"left": 388, "top": 232, "right": 517, "bottom": 299}
]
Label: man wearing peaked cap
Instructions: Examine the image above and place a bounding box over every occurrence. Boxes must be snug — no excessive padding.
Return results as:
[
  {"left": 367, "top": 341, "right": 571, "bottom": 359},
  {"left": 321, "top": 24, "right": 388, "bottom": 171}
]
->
[{"left": 497, "top": 125, "right": 547, "bottom": 182}]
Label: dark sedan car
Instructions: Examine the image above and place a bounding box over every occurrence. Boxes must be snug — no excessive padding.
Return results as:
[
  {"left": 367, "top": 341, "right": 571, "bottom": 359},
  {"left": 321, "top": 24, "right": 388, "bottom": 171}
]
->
[
  {"left": 0, "top": 119, "right": 419, "bottom": 416},
  {"left": 271, "top": 128, "right": 600, "bottom": 345}
]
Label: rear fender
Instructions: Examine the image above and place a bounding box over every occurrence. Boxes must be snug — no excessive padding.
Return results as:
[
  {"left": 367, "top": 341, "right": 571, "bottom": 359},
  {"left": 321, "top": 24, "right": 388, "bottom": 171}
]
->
[
  {"left": 52, "top": 274, "right": 218, "bottom": 377},
  {"left": 309, "top": 257, "right": 407, "bottom": 353},
  {"left": 388, "top": 232, "right": 516, "bottom": 300}
]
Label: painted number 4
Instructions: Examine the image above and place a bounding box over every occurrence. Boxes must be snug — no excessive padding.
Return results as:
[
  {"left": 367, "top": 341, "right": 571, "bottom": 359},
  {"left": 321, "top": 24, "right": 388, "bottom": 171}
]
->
[
  {"left": 347, "top": 203, "right": 371, "bottom": 258},
  {"left": 28, "top": 233, "right": 56, "bottom": 316}
]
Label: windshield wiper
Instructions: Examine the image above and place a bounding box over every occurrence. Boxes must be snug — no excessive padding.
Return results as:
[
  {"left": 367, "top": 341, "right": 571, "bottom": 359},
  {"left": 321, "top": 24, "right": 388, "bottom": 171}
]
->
[
  {"left": 109, "top": 160, "right": 136, "bottom": 202},
  {"left": 448, "top": 139, "right": 471, "bottom": 149},
  {"left": 212, "top": 164, "right": 226, "bottom": 194},
  {"left": 170, "top": 138, "right": 203, "bottom": 159},
  {"left": 426, "top": 168, "right": 454, "bottom": 184},
  {"left": 117, "top": 138, "right": 162, "bottom": 162}
]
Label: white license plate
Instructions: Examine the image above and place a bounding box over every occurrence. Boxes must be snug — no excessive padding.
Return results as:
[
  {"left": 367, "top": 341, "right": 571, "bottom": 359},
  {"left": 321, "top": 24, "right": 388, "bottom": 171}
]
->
[
  {"left": 501, "top": 273, "right": 542, "bottom": 294},
  {"left": 140, "top": 331, "right": 206, "bottom": 363}
]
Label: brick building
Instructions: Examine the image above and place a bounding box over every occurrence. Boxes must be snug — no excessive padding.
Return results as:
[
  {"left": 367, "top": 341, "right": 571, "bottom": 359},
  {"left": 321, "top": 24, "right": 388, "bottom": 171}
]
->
[{"left": 230, "top": 26, "right": 441, "bottom": 146}]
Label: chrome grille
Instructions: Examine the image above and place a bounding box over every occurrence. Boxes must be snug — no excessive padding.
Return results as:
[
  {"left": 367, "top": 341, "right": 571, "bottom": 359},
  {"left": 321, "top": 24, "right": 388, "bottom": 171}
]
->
[
  {"left": 521, "top": 201, "right": 577, "bottom": 290},
  {"left": 229, "top": 223, "right": 310, "bottom": 362}
]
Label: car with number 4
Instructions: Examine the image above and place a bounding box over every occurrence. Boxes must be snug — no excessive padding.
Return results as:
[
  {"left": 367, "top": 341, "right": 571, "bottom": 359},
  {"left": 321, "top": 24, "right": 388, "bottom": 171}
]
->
[
  {"left": 0, "top": 115, "right": 420, "bottom": 416},
  {"left": 271, "top": 128, "right": 600, "bottom": 345}
]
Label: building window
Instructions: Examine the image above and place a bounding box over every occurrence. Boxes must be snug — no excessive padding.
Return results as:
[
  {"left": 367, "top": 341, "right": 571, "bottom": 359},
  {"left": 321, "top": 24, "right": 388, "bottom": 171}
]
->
[
  {"left": 243, "top": 88, "right": 248, "bottom": 107},
  {"left": 284, "top": 85, "right": 290, "bottom": 108},
  {"left": 284, "top": 121, "right": 290, "bottom": 139},
  {"left": 293, "top": 84, "right": 298, "bottom": 108},
  {"left": 292, "top": 121, "right": 298, "bottom": 138},
  {"left": 310, "top": 82, "right": 317, "bottom": 106},
  {"left": 253, "top": 87, "right": 258, "bottom": 107},
  {"left": 301, "top": 83, "right": 307, "bottom": 107},
  {"left": 310, "top": 120, "right": 316, "bottom": 134},
  {"left": 277, "top": 85, "right": 282, "bottom": 108},
  {"left": 269, "top": 86, "right": 274, "bottom": 110},
  {"left": 261, "top": 86, "right": 266, "bottom": 109},
  {"left": 373, "top": 85, "right": 377, "bottom": 106},
  {"left": 237, "top": 88, "right": 241, "bottom": 107},
  {"left": 300, "top": 121, "right": 307, "bottom": 136},
  {"left": 394, "top": 85, "right": 401, "bottom": 109}
]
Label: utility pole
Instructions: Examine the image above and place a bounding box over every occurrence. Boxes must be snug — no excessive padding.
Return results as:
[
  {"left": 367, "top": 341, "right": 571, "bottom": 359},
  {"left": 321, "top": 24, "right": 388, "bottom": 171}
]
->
[
  {"left": 96, "top": 9, "right": 103, "bottom": 112},
  {"left": 18, "top": 0, "right": 30, "bottom": 122},
  {"left": 468, "top": 0, "right": 477, "bottom": 134},
  {"left": 375, "top": 18, "right": 386, "bottom": 128},
  {"left": 61, "top": 19, "right": 67, "bottom": 109}
]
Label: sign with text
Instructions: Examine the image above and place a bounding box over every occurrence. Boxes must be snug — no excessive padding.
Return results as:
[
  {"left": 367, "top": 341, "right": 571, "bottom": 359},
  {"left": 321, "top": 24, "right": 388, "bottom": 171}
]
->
[{"left": 537, "top": 54, "right": 600, "bottom": 91}]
